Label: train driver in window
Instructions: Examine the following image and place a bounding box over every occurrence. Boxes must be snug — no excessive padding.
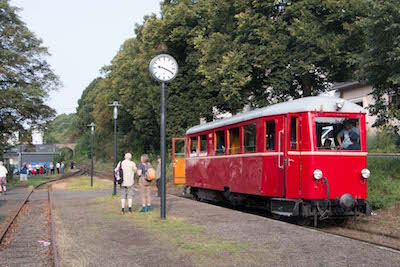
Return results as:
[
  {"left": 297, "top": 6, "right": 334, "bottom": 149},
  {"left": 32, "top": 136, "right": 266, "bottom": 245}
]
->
[
  {"left": 347, "top": 132, "right": 361, "bottom": 150},
  {"left": 337, "top": 120, "right": 360, "bottom": 150}
]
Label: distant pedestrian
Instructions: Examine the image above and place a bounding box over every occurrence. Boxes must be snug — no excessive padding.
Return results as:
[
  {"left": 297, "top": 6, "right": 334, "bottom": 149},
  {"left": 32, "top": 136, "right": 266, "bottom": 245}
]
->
[
  {"left": 44, "top": 165, "right": 48, "bottom": 175},
  {"left": 0, "top": 161, "right": 8, "bottom": 196},
  {"left": 156, "top": 155, "right": 161, "bottom": 197},
  {"left": 36, "top": 163, "right": 40, "bottom": 175},
  {"left": 39, "top": 166, "right": 44, "bottom": 175},
  {"left": 56, "top": 162, "right": 60, "bottom": 174},
  {"left": 137, "top": 154, "right": 152, "bottom": 212},
  {"left": 20, "top": 163, "right": 28, "bottom": 187},
  {"left": 115, "top": 153, "right": 137, "bottom": 215},
  {"left": 50, "top": 162, "right": 55, "bottom": 175},
  {"left": 70, "top": 160, "right": 74, "bottom": 170},
  {"left": 61, "top": 162, "right": 65, "bottom": 174}
]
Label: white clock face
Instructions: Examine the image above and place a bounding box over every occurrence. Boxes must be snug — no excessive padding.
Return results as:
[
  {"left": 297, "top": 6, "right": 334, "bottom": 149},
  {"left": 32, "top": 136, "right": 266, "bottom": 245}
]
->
[{"left": 149, "top": 54, "right": 178, "bottom": 83}]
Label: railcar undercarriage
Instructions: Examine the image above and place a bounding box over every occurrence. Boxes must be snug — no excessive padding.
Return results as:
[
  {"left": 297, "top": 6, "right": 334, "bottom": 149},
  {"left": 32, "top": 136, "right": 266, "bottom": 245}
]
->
[{"left": 190, "top": 187, "right": 372, "bottom": 226}]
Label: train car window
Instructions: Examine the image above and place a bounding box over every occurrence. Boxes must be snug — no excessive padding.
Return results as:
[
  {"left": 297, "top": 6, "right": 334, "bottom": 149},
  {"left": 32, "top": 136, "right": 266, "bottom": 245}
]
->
[
  {"left": 190, "top": 136, "right": 197, "bottom": 157},
  {"left": 200, "top": 135, "right": 207, "bottom": 156},
  {"left": 315, "top": 117, "right": 361, "bottom": 150},
  {"left": 290, "top": 117, "right": 299, "bottom": 150},
  {"left": 243, "top": 123, "right": 256, "bottom": 153},
  {"left": 215, "top": 130, "right": 225, "bottom": 155},
  {"left": 265, "top": 121, "right": 275, "bottom": 150},
  {"left": 228, "top": 127, "right": 240, "bottom": 154}
]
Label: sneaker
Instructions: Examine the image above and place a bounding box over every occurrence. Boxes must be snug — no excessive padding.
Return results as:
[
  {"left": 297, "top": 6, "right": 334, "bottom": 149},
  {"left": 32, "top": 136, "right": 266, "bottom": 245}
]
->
[
  {"left": 147, "top": 206, "right": 151, "bottom": 212},
  {"left": 140, "top": 207, "right": 146, "bottom": 213},
  {"left": 120, "top": 211, "right": 124, "bottom": 215}
]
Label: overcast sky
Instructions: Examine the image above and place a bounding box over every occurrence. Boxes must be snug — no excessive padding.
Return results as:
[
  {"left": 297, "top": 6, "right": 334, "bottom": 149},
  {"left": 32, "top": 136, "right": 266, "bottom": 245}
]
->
[{"left": 11, "top": 0, "right": 161, "bottom": 115}]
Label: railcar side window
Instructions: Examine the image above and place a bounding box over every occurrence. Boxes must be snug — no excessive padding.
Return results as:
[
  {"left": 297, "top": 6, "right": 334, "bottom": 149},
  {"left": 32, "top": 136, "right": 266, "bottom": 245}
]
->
[
  {"left": 200, "top": 134, "right": 207, "bottom": 156},
  {"left": 228, "top": 127, "right": 240, "bottom": 154},
  {"left": 265, "top": 121, "right": 275, "bottom": 150},
  {"left": 190, "top": 136, "right": 197, "bottom": 157},
  {"left": 243, "top": 123, "right": 256, "bottom": 153},
  {"left": 315, "top": 117, "right": 360, "bottom": 151},
  {"left": 215, "top": 130, "right": 225, "bottom": 155},
  {"left": 290, "top": 117, "right": 299, "bottom": 150}
]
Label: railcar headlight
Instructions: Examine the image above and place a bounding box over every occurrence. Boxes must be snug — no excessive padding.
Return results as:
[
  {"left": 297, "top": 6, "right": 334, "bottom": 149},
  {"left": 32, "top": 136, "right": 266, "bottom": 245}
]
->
[
  {"left": 313, "top": 169, "right": 323, "bottom": 180},
  {"left": 336, "top": 99, "right": 345, "bottom": 110},
  {"left": 361, "top": 168, "right": 370, "bottom": 179}
]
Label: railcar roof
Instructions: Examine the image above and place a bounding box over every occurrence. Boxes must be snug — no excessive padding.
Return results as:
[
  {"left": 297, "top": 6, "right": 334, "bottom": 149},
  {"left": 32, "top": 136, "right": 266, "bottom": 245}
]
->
[{"left": 186, "top": 96, "right": 365, "bottom": 135}]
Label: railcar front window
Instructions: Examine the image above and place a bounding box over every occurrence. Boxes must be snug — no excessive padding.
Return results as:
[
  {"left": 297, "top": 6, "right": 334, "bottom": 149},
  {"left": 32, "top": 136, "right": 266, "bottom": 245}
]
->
[
  {"left": 228, "top": 127, "right": 240, "bottom": 154},
  {"left": 243, "top": 123, "right": 256, "bottom": 153},
  {"left": 190, "top": 136, "right": 197, "bottom": 157},
  {"left": 265, "top": 121, "right": 275, "bottom": 150},
  {"left": 200, "top": 135, "right": 207, "bottom": 156},
  {"left": 215, "top": 130, "right": 225, "bottom": 155},
  {"left": 315, "top": 117, "right": 361, "bottom": 150}
]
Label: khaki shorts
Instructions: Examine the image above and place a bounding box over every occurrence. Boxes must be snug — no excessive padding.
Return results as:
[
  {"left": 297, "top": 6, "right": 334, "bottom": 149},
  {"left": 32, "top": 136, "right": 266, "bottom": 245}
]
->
[
  {"left": 20, "top": 174, "right": 28, "bottom": 181},
  {"left": 0, "top": 177, "right": 6, "bottom": 186},
  {"left": 120, "top": 186, "right": 134, "bottom": 200}
]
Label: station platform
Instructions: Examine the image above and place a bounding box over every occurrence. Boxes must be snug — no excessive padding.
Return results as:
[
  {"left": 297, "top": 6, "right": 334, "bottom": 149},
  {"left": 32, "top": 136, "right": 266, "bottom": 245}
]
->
[{"left": 52, "top": 188, "right": 400, "bottom": 267}]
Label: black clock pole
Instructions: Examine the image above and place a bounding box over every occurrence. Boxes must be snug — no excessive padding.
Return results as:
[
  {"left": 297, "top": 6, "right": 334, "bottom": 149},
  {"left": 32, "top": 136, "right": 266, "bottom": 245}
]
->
[{"left": 160, "top": 82, "right": 167, "bottom": 219}]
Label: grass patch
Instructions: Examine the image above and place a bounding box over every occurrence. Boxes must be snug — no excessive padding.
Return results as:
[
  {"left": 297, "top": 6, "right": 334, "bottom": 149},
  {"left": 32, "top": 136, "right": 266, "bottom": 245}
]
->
[
  {"left": 63, "top": 176, "right": 113, "bottom": 191},
  {"left": 96, "top": 196, "right": 253, "bottom": 264},
  {"left": 368, "top": 157, "right": 400, "bottom": 209},
  {"left": 8, "top": 174, "right": 62, "bottom": 189}
]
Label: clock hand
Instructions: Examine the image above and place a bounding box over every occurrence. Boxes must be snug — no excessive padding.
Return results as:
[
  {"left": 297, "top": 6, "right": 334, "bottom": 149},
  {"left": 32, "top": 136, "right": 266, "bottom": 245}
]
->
[{"left": 158, "top": 66, "right": 174, "bottom": 75}]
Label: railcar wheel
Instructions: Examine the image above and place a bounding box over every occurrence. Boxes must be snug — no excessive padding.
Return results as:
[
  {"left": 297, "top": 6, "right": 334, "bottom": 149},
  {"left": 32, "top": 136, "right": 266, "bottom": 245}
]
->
[
  {"left": 296, "top": 217, "right": 312, "bottom": 226},
  {"left": 334, "top": 218, "right": 350, "bottom": 226}
]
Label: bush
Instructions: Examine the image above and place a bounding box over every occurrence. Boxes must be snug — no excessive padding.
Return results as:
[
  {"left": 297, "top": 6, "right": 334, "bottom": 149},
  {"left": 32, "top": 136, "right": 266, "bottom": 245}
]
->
[
  {"left": 367, "top": 157, "right": 400, "bottom": 209},
  {"left": 367, "top": 128, "right": 400, "bottom": 153}
]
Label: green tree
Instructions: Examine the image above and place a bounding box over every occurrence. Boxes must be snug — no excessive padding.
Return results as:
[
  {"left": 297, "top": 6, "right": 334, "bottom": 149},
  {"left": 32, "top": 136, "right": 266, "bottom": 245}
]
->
[
  {"left": 359, "top": 0, "right": 400, "bottom": 133},
  {"left": 44, "top": 113, "right": 78, "bottom": 144},
  {"left": 0, "top": 0, "right": 59, "bottom": 154}
]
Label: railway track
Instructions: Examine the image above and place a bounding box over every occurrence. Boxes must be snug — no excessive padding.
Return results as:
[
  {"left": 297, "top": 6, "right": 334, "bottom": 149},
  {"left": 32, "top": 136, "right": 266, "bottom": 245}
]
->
[{"left": 0, "top": 169, "right": 85, "bottom": 267}]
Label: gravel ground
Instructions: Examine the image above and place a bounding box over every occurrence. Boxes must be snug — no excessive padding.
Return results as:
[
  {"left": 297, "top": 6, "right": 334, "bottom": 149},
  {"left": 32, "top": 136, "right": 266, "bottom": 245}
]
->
[
  {"left": 51, "top": 185, "right": 400, "bottom": 267},
  {"left": 165, "top": 195, "right": 400, "bottom": 267},
  {"left": 0, "top": 200, "right": 52, "bottom": 267},
  {"left": 54, "top": 192, "right": 192, "bottom": 267}
]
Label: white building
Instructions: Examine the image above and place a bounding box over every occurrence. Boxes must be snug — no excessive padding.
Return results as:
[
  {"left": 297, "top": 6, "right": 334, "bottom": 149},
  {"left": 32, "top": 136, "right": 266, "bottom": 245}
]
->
[{"left": 32, "top": 128, "right": 44, "bottom": 145}]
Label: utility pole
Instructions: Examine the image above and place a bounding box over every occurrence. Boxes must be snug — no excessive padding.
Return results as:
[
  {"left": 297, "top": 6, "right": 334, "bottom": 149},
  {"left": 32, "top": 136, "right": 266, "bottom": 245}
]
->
[
  {"left": 108, "top": 101, "right": 122, "bottom": 195},
  {"left": 87, "top": 122, "right": 96, "bottom": 187}
]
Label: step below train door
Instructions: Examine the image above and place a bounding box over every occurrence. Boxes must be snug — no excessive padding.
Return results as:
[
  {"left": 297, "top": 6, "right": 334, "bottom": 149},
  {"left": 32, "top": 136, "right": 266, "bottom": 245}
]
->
[{"left": 172, "top": 138, "right": 186, "bottom": 185}]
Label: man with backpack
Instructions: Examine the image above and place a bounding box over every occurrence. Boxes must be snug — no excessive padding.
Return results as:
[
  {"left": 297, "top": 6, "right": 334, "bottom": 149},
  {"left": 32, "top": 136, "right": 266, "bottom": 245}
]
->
[
  {"left": 137, "top": 154, "right": 156, "bottom": 212},
  {"left": 115, "top": 153, "right": 137, "bottom": 215}
]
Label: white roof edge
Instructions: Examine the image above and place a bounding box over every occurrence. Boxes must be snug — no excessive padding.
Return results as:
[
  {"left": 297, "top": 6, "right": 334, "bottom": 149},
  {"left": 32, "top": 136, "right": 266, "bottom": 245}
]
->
[{"left": 186, "top": 96, "right": 365, "bottom": 135}]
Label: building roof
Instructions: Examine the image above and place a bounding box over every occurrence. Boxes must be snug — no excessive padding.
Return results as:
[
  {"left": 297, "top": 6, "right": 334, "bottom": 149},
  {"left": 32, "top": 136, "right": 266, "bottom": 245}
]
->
[{"left": 186, "top": 96, "right": 365, "bottom": 135}]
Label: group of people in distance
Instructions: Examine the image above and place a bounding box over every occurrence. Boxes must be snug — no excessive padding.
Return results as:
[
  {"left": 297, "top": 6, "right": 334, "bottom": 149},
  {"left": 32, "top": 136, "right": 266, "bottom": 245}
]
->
[{"left": 115, "top": 153, "right": 162, "bottom": 215}]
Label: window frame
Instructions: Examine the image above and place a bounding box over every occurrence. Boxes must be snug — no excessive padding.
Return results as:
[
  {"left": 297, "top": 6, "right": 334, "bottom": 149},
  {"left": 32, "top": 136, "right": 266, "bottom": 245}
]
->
[
  {"left": 189, "top": 135, "right": 198, "bottom": 157},
  {"left": 199, "top": 134, "right": 208, "bottom": 156},
  {"left": 242, "top": 123, "right": 257, "bottom": 153},
  {"left": 265, "top": 119, "right": 277, "bottom": 151},
  {"left": 289, "top": 116, "right": 299, "bottom": 151},
  {"left": 214, "top": 129, "right": 226, "bottom": 156},
  {"left": 227, "top": 126, "right": 241, "bottom": 155}
]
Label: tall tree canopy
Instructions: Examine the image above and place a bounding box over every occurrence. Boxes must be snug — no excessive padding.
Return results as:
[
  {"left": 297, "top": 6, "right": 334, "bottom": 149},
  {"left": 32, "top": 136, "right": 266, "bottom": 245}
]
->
[
  {"left": 76, "top": 0, "right": 400, "bottom": 159},
  {"left": 359, "top": 0, "right": 400, "bottom": 133},
  {"left": 0, "top": 0, "right": 59, "bottom": 152}
]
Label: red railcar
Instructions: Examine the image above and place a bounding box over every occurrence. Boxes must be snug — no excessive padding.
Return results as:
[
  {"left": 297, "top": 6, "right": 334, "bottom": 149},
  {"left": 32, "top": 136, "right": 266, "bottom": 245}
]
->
[{"left": 185, "top": 96, "right": 371, "bottom": 224}]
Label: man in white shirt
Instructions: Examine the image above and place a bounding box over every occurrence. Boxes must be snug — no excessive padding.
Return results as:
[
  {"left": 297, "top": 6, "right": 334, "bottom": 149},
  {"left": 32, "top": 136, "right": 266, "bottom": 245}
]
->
[
  {"left": 0, "top": 161, "right": 8, "bottom": 195},
  {"left": 115, "top": 153, "right": 137, "bottom": 215}
]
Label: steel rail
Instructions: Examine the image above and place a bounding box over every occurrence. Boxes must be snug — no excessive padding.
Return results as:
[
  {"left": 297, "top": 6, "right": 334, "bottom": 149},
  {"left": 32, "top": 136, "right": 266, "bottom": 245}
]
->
[{"left": 0, "top": 169, "right": 85, "bottom": 249}]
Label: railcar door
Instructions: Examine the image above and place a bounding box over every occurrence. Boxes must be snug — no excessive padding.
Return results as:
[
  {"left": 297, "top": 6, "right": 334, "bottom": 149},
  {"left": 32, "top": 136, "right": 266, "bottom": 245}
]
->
[
  {"left": 172, "top": 138, "right": 186, "bottom": 185},
  {"left": 285, "top": 114, "right": 302, "bottom": 199}
]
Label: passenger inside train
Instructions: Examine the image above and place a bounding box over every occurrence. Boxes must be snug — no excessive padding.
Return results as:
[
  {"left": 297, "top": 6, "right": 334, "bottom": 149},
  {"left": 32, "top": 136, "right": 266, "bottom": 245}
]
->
[{"left": 316, "top": 118, "right": 361, "bottom": 150}]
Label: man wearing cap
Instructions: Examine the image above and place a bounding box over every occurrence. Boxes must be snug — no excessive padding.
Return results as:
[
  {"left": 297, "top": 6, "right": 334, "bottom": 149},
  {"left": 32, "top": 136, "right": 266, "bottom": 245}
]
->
[
  {"left": 347, "top": 132, "right": 361, "bottom": 150},
  {"left": 156, "top": 155, "right": 161, "bottom": 197}
]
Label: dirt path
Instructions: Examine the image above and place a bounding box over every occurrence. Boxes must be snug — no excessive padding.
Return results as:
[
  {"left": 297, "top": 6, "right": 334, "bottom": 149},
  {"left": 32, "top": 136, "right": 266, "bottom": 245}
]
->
[{"left": 54, "top": 196, "right": 192, "bottom": 267}]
